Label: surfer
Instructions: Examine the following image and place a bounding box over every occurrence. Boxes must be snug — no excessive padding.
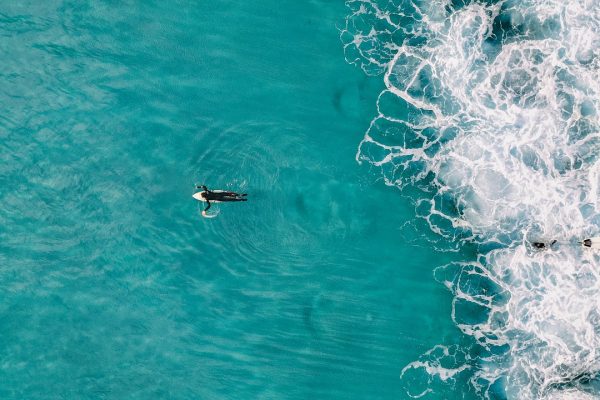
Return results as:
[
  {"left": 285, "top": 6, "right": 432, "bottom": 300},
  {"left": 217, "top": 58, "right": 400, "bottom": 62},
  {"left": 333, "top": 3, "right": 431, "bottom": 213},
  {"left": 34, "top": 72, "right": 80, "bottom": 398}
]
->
[
  {"left": 532, "top": 238, "right": 600, "bottom": 249},
  {"left": 193, "top": 185, "right": 247, "bottom": 217},
  {"left": 531, "top": 240, "right": 557, "bottom": 250}
]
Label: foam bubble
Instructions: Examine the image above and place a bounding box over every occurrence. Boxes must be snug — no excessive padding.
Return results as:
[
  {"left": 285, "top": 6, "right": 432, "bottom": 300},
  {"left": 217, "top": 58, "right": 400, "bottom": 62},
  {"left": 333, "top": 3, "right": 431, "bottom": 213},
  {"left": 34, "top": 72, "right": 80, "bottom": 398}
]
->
[{"left": 343, "top": 0, "right": 600, "bottom": 397}]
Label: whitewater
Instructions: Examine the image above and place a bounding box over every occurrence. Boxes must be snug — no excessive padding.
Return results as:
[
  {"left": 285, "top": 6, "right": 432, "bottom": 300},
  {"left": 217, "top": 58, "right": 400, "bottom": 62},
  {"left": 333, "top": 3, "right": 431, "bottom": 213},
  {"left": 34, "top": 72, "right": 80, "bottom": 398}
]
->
[{"left": 342, "top": 0, "right": 600, "bottom": 398}]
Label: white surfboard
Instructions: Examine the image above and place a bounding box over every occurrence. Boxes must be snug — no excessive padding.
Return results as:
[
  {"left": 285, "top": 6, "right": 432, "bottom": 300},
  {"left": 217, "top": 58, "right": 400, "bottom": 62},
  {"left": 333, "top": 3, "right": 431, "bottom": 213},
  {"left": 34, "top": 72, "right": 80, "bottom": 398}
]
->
[
  {"left": 192, "top": 190, "right": 229, "bottom": 203},
  {"left": 582, "top": 237, "right": 600, "bottom": 249}
]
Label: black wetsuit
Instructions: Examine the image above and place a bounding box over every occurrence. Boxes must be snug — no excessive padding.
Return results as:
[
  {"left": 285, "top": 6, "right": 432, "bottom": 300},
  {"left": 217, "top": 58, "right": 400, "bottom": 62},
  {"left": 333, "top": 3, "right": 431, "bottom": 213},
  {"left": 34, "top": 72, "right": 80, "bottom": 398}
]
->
[
  {"left": 196, "top": 185, "right": 247, "bottom": 212},
  {"left": 532, "top": 240, "right": 557, "bottom": 250}
]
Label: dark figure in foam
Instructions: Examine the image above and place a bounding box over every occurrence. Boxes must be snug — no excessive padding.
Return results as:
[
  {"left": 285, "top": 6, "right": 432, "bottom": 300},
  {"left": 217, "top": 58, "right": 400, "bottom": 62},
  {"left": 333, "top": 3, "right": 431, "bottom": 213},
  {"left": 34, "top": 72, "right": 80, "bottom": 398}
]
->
[
  {"left": 582, "top": 237, "right": 600, "bottom": 249},
  {"left": 532, "top": 240, "right": 557, "bottom": 250},
  {"left": 532, "top": 237, "right": 600, "bottom": 250}
]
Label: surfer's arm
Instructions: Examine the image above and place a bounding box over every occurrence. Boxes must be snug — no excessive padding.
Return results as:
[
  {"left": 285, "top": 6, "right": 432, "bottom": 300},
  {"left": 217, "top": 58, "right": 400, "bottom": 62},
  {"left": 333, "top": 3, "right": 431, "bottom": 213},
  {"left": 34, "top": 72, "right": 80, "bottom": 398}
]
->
[{"left": 201, "top": 200, "right": 212, "bottom": 218}]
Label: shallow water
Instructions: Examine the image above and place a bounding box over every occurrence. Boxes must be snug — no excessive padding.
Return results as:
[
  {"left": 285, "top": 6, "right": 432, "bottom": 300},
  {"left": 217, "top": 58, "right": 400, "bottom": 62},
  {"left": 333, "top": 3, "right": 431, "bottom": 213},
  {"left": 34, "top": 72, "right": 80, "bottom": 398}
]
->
[{"left": 0, "top": 1, "right": 465, "bottom": 399}]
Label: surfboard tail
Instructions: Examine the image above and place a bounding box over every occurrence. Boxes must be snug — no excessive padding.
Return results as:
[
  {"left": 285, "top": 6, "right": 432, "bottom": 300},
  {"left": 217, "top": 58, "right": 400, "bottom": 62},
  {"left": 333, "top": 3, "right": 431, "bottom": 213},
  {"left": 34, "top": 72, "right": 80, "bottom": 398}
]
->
[{"left": 582, "top": 237, "right": 600, "bottom": 249}]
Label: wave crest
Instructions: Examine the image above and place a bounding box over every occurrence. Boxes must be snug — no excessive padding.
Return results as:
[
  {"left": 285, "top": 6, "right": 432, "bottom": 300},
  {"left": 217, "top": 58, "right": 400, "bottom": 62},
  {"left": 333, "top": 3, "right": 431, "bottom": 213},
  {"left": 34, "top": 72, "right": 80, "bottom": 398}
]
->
[{"left": 343, "top": 0, "right": 600, "bottom": 398}]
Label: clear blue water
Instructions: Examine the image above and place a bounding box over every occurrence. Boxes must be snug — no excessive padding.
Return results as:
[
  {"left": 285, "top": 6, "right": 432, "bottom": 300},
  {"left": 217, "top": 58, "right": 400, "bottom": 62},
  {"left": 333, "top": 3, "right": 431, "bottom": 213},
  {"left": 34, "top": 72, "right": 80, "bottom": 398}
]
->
[{"left": 0, "top": 1, "right": 468, "bottom": 399}]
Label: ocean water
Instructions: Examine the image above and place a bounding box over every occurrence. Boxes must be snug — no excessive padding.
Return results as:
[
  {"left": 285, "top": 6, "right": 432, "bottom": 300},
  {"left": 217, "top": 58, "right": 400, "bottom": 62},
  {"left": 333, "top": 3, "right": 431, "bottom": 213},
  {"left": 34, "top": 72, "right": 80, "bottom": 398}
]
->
[
  {"left": 0, "top": 1, "right": 466, "bottom": 399},
  {"left": 4, "top": 0, "right": 598, "bottom": 399}
]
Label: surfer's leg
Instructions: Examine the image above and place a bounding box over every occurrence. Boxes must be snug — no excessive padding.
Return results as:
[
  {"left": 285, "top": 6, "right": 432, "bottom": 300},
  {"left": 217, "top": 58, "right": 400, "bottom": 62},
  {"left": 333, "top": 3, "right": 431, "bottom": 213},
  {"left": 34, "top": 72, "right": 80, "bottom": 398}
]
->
[{"left": 225, "top": 191, "right": 246, "bottom": 197}]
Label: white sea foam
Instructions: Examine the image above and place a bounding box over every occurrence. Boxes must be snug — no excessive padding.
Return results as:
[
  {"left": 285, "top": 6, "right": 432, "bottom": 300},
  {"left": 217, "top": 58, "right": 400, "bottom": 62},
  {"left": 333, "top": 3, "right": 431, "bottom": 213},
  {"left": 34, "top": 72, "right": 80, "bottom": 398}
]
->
[{"left": 343, "top": 0, "right": 600, "bottom": 398}]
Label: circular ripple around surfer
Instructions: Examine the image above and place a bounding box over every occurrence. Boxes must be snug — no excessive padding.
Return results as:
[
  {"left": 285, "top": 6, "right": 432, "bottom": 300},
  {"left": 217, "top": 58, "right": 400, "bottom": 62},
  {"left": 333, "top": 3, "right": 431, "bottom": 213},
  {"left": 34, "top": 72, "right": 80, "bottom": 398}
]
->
[
  {"left": 195, "top": 123, "right": 318, "bottom": 273},
  {"left": 189, "top": 121, "right": 355, "bottom": 275}
]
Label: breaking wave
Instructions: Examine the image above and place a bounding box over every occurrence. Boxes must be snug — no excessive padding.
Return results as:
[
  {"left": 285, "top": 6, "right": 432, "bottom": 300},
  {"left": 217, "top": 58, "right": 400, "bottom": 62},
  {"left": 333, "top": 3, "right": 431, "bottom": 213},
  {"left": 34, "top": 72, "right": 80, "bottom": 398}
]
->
[{"left": 342, "top": 0, "right": 600, "bottom": 398}]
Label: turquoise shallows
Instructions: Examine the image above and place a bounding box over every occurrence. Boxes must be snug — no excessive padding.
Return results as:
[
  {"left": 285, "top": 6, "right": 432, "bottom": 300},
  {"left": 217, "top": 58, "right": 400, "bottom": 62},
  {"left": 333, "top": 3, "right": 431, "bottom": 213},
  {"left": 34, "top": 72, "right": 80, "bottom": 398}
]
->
[{"left": 0, "top": 1, "right": 465, "bottom": 399}]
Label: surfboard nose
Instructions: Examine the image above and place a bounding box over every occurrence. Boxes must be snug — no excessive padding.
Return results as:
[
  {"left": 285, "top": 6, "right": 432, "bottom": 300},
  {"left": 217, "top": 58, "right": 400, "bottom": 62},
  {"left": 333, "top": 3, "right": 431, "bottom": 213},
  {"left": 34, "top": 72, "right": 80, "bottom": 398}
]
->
[{"left": 192, "top": 192, "right": 205, "bottom": 201}]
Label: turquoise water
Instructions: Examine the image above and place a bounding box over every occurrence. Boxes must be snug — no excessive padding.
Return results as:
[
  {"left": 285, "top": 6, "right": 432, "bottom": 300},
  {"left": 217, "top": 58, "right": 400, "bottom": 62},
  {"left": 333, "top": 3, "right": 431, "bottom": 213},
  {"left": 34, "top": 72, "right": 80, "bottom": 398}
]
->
[{"left": 0, "top": 1, "right": 469, "bottom": 399}]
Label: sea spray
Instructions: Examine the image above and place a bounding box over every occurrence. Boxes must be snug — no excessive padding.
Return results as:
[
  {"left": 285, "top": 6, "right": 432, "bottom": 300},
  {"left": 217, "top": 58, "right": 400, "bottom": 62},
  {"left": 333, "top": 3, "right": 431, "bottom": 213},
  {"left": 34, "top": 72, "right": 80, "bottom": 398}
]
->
[{"left": 342, "top": 0, "right": 600, "bottom": 398}]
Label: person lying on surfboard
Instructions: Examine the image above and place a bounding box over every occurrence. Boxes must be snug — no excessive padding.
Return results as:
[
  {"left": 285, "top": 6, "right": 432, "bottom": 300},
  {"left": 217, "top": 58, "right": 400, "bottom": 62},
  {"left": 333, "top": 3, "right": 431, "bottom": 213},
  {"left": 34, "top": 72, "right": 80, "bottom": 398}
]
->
[{"left": 193, "top": 185, "right": 247, "bottom": 217}]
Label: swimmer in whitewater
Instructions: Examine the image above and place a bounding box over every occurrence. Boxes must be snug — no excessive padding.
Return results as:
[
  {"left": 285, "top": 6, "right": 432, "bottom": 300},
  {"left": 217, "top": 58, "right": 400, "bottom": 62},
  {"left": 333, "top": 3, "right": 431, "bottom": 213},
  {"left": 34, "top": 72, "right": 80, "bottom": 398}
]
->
[
  {"left": 193, "top": 185, "right": 247, "bottom": 217},
  {"left": 582, "top": 237, "right": 600, "bottom": 248},
  {"left": 533, "top": 238, "right": 600, "bottom": 249},
  {"left": 531, "top": 240, "right": 557, "bottom": 250}
]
